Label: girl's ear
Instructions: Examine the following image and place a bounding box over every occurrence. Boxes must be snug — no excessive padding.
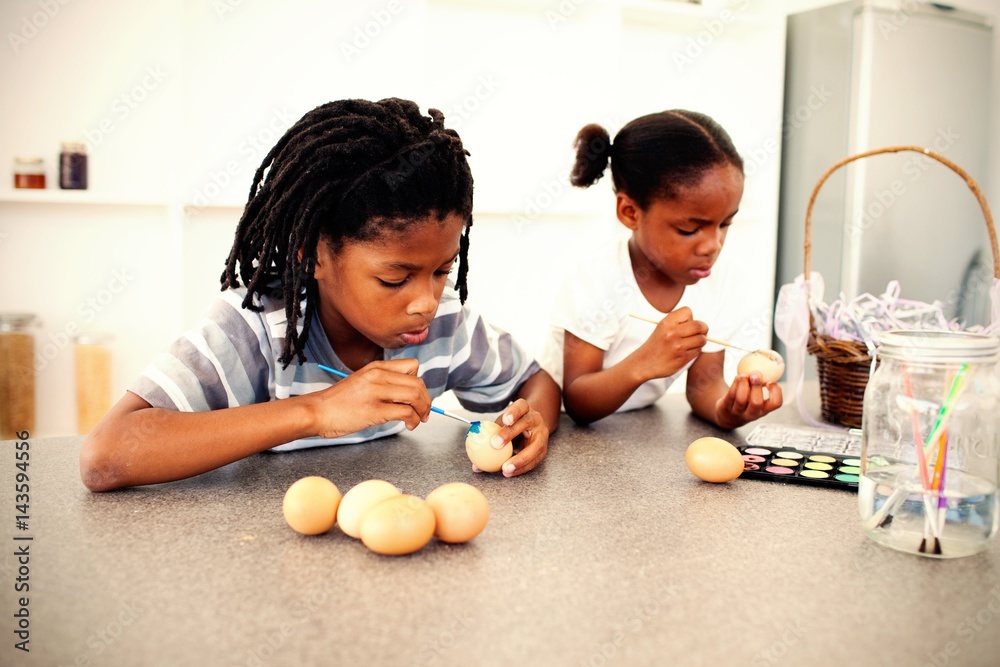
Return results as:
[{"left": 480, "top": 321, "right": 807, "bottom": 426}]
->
[{"left": 616, "top": 192, "right": 642, "bottom": 231}]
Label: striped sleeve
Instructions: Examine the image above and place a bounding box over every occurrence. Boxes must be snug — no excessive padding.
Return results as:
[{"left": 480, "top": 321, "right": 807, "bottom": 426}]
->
[
  {"left": 129, "top": 290, "right": 273, "bottom": 411},
  {"left": 429, "top": 297, "right": 540, "bottom": 412}
]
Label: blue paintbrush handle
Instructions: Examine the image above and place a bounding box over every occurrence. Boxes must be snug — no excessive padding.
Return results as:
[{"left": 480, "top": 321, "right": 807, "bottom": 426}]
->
[
  {"left": 317, "top": 364, "right": 348, "bottom": 379},
  {"left": 316, "top": 364, "right": 475, "bottom": 427}
]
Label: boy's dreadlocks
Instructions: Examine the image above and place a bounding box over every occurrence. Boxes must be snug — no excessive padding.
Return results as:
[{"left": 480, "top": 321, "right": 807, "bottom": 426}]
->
[{"left": 221, "top": 98, "right": 474, "bottom": 367}]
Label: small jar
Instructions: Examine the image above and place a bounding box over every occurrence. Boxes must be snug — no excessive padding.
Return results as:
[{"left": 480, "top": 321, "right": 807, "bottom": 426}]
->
[
  {"left": 0, "top": 314, "right": 40, "bottom": 439},
  {"left": 73, "top": 333, "right": 113, "bottom": 434},
  {"left": 859, "top": 330, "right": 1000, "bottom": 558},
  {"left": 13, "top": 157, "right": 45, "bottom": 189},
  {"left": 59, "top": 142, "right": 88, "bottom": 190}
]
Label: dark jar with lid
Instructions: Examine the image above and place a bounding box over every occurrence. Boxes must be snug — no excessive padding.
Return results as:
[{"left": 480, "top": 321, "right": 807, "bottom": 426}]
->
[{"left": 59, "top": 142, "right": 88, "bottom": 190}]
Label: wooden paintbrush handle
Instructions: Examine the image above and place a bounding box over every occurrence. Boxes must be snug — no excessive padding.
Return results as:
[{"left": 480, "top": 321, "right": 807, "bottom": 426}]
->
[{"left": 627, "top": 313, "right": 751, "bottom": 353}]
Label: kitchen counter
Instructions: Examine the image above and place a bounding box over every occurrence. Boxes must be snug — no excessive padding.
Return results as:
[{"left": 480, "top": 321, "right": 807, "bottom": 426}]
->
[{"left": 1, "top": 392, "right": 998, "bottom": 667}]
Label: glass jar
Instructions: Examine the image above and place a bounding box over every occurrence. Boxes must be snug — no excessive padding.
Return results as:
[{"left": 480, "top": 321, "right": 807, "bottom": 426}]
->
[
  {"left": 13, "top": 157, "right": 45, "bottom": 189},
  {"left": 73, "top": 333, "right": 113, "bottom": 434},
  {"left": 0, "top": 314, "right": 39, "bottom": 439},
  {"left": 859, "top": 330, "right": 1000, "bottom": 558},
  {"left": 59, "top": 142, "right": 88, "bottom": 190}
]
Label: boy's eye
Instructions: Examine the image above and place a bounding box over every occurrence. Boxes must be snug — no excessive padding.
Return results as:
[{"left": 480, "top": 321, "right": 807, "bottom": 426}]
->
[{"left": 677, "top": 228, "right": 698, "bottom": 236}]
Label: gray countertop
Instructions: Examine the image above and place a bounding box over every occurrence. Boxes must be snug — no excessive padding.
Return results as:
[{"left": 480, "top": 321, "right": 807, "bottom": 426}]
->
[{"left": 1, "top": 392, "right": 998, "bottom": 667}]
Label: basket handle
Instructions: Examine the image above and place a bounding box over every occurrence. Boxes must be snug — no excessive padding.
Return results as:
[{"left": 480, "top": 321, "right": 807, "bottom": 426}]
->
[{"left": 804, "top": 145, "right": 1000, "bottom": 281}]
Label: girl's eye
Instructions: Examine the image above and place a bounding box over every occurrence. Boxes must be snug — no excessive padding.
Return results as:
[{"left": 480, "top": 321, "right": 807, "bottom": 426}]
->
[
  {"left": 435, "top": 264, "right": 455, "bottom": 277},
  {"left": 677, "top": 228, "right": 698, "bottom": 236},
  {"left": 378, "top": 278, "right": 407, "bottom": 288}
]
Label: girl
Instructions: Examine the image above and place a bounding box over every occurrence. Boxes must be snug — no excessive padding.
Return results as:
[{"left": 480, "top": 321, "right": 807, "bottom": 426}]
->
[
  {"left": 81, "top": 98, "right": 560, "bottom": 492},
  {"left": 540, "top": 110, "right": 782, "bottom": 426}
]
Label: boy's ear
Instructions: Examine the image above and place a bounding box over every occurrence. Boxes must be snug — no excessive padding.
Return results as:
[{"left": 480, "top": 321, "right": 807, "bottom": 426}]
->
[
  {"left": 310, "top": 242, "right": 335, "bottom": 279},
  {"left": 615, "top": 192, "right": 642, "bottom": 231}
]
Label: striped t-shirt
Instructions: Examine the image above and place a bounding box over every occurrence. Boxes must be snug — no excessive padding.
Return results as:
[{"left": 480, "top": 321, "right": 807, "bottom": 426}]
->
[{"left": 129, "top": 285, "right": 540, "bottom": 451}]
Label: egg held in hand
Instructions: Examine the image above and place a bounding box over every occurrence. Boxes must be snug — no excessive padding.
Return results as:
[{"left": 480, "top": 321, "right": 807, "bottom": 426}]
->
[
  {"left": 282, "top": 476, "right": 342, "bottom": 535},
  {"left": 685, "top": 437, "right": 745, "bottom": 483},
  {"left": 425, "top": 482, "right": 490, "bottom": 543},
  {"left": 360, "top": 494, "right": 437, "bottom": 556},
  {"left": 737, "top": 349, "right": 785, "bottom": 384},
  {"left": 465, "top": 420, "right": 512, "bottom": 473},
  {"left": 337, "top": 479, "right": 401, "bottom": 539}
]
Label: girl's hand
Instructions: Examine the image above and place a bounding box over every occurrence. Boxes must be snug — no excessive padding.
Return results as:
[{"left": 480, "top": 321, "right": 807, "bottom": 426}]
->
[
  {"left": 714, "top": 372, "right": 783, "bottom": 429},
  {"left": 636, "top": 307, "right": 708, "bottom": 381},
  {"left": 473, "top": 398, "right": 549, "bottom": 478},
  {"left": 310, "top": 359, "right": 432, "bottom": 438}
]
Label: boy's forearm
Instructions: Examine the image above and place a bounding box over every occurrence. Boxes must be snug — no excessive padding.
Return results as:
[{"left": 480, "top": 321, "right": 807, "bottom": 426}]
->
[{"left": 80, "top": 393, "right": 320, "bottom": 492}]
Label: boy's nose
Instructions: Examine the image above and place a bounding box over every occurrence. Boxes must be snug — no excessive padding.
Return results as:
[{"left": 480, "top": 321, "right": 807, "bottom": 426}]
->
[{"left": 407, "top": 281, "right": 438, "bottom": 316}]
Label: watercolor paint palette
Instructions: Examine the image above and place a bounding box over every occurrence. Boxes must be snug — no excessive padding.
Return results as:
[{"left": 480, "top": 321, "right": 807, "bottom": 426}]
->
[
  {"left": 745, "top": 423, "right": 861, "bottom": 456},
  {"left": 737, "top": 445, "right": 861, "bottom": 491}
]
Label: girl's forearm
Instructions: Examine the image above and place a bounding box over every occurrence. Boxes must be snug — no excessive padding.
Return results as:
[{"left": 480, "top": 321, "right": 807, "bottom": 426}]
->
[
  {"left": 516, "top": 370, "right": 561, "bottom": 433},
  {"left": 562, "top": 356, "right": 649, "bottom": 425},
  {"left": 685, "top": 356, "right": 732, "bottom": 428}
]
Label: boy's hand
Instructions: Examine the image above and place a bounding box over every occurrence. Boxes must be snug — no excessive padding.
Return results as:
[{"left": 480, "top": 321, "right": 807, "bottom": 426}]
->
[
  {"left": 311, "top": 359, "right": 432, "bottom": 438},
  {"left": 637, "top": 307, "right": 708, "bottom": 381},
  {"left": 714, "top": 372, "right": 783, "bottom": 430},
  {"left": 473, "top": 398, "right": 549, "bottom": 478}
]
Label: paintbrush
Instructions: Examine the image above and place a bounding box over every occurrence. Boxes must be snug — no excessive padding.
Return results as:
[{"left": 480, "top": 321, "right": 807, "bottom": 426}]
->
[
  {"left": 627, "top": 313, "right": 754, "bottom": 353},
  {"left": 316, "top": 363, "right": 481, "bottom": 432}
]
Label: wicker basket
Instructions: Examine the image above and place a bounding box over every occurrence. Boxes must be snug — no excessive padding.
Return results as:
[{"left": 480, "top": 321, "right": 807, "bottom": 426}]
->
[{"left": 802, "top": 145, "right": 1000, "bottom": 428}]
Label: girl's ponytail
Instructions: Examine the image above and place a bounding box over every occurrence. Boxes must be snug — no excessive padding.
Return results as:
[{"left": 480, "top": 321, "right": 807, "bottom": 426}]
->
[{"left": 570, "top": 123, "right": 613, "bottom": 188}]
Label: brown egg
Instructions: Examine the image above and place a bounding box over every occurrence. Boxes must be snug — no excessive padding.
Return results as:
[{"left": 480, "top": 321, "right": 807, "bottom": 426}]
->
[
  {"left": 360, "top": 495, "right": 436, "bottom": 556},
  {"left": 282, "top": 476, "right": 341, "bottom": 535},
  {"left": 465, "top": 421, "right": 512, "bottom": 473},
  {"left": 737, "top": 349, "right": 785, "bottom": 384},
  {"left": 685, "top": 437, "right": 744, "bottom": 483},
  {"left": 425, "top": 482, "right": 490, "bottom": 544},
  {"left": 337, "top": 480, "right": 401, "bottom": 539}
]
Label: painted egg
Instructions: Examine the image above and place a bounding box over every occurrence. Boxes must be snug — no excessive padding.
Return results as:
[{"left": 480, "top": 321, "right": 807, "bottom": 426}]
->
[
  {"left": 465, "top": 421, "right": 512, "bottom": 473},
  {"left": 685, "top": 437, "right": 744, "bottom": 483},
  {"left": 282, "top": 476, "right": 341, "bottom": 535},
  {"left": 425, "top": 482, "right": 490, "bottom": 544},
  {"left": 737, "top": 349, "right": 785, "bottom": 384}
]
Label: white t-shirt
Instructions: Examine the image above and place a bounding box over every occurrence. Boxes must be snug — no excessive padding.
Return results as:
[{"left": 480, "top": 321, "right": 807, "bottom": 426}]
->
[{"left": 538, "top": 234, "right": 750, "bottom": 413}]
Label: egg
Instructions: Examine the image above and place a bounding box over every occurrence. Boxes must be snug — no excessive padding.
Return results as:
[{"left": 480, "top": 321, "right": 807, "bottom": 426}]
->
[
  {"left": 425, "top": 482, "right": 490, "bottom": 544},
  {"left": 465, "top": 421, "right": 512, "bottom": 473},
  {"left": 282, "top": 476, "right": 341, "bottom": 535},
  {"left": 360, "top": 494, "right": 436, "bottom": 556},
  {"left": 337, "top": 480, "right": 401, "bottom": 539},
  {"left": 737, "top": 349, "right": 785, "bottom": 384},
  {"left": 685, "top": 437, "right": 745, "bottom": 483}
]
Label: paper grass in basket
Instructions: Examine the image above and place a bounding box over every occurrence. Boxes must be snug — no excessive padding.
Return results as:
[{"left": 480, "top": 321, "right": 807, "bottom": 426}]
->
[
  {"left": 774, "top": 275, "right": 1000, "bottom": 429},
  {"left": 774, "top": 144, "right": 1000, "bottom": 430}
]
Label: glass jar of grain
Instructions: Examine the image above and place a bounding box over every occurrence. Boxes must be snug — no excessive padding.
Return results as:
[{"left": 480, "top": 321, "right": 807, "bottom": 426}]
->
[
  {"left": 73, "top": 333, "right": 113, "bottom": 434},
  {"left": 0, "top": 314, "right": 39, "bottom": 439}
]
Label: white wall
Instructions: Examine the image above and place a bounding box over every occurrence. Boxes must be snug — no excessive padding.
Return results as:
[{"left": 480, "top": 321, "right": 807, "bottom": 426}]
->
[{"left": 7, "top": 0, "right": 988, "bottom": 435}]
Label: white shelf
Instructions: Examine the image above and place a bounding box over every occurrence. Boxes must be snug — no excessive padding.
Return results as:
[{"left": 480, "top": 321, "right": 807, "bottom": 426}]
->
[
  {"left": 183, "top": 202, "right": 245, "bottom": 212},
  {"left": 0, "top": 189, "right": 171, "bottom": 207}
]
